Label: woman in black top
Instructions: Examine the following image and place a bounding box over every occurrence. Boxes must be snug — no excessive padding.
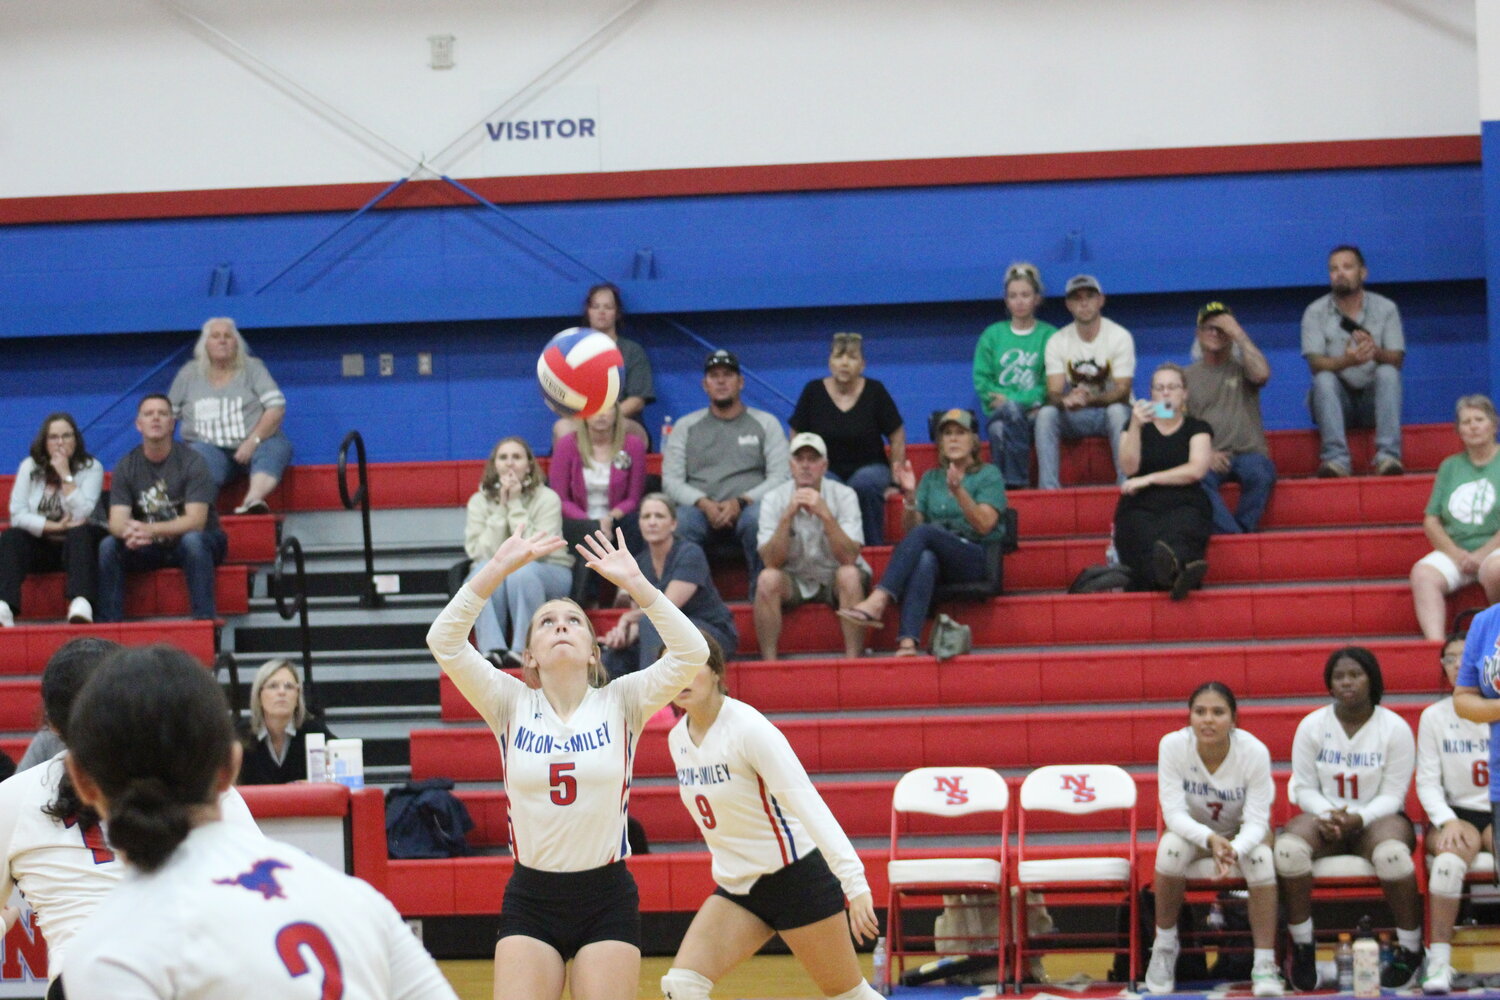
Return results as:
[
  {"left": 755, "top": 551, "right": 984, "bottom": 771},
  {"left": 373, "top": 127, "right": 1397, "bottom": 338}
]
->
[
  {"left": 789, "top": 332, "right": 906, "bottom": 544},
  {"left": 237, "top": 658, "right": 335, "bottom": 784},
  {"left": 1115, "top": 363, "right": 1214, "bottom": 599}
]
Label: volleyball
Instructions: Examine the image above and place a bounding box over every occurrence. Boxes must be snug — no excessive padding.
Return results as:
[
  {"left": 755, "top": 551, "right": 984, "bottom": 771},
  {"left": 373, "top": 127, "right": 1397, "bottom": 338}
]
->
[{"left": 536, "top": 327, "right": 624, "bottom": 418}]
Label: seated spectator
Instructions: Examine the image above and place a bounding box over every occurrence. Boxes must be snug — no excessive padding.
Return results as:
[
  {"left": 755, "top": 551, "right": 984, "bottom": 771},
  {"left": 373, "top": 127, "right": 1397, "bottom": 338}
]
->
[
  {"left": 755, "top": 432, "right": 871, "bottom": 661},
  {"left": 236, "top": 658, "right": 335, "bottom": 785},
  {"left": 548, "top": 402, "right": 646, "bottom": 567},
  {"left": 464, "top": 436, "right": 573, "bottom": 667},
  {"left": 1035, "top": 275, "right": 1135, "bottom": 490},
  {"left": 1115, "top": 363, "right": 1213, "bottom": 599},
  {"left": 789, "top": 332, "right": 905, "bottom": 544},
  {"left": 1184, "top": 302, "right": 1276, "bottom": 533},
  {"left": 97, "top": 394, "right": 228, "bottom": 622},
  {"left": 663, "top": 350, "right": 789, "bottom": 592},
  {"left": 838, "top": 409, "right": 1006, "bottom": 656},
  {"left": 550, "top": 282, "right": 653, "bottom": 447},
  {"left": 1410, "top": 395, "right": 1500, "bottom": 640},
  {"left": 601, "top": 493, "right": 737, "bottom": 676},
  {"left": 973, "top": 262, "right": 1057, "bottom": 489},
  {"left": 168, "top": 317, "right": 292, "bottom": 514},
  {"left": 1301, "top": 245, "right": 1405, "bottom": 476},
  {"left": 0, "top": 413, "right": 104, "bottom": 627}
]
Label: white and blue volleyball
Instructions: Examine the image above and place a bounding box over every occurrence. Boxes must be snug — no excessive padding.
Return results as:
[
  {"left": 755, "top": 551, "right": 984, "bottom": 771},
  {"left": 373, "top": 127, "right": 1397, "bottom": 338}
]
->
[{"left": 537, "top": 327, "right": 625, "bottom": 418}]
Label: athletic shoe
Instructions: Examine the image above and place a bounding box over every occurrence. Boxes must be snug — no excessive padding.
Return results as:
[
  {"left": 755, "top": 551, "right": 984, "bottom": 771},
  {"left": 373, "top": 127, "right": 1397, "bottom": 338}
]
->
[
  {"left": 1316, "top": 461, "right": 1351, "bottom": 478},
  {"left": 1171, "top": 560, "right": 1208, "bottom": 601},
  {"left": 67, "top": 596, "right": 92, "bottom": 624},
  {"left": 1288, "top": 942, "right": 1318, "bottom": 992},
  {"left": 1251, "top": 960, "right": 1285, "bottom": 998},
  {"left": 1382, "top": 946, "right": 1424, "bottom": 989},
  {"left": 0, "top": 601, "right": 13, "bottom": 628},
  {"left": 233, "top": 499, "right": 271, "bottom": 515},
  {"left": 1422, "top": 956, "right": 1453, "bottom": 995},
  {"left": 1373, "top": 456, "right": 1404, "bottom": 476},
  {"left": 1143, "top": 942, "right": 1178, "bottom": 994}
]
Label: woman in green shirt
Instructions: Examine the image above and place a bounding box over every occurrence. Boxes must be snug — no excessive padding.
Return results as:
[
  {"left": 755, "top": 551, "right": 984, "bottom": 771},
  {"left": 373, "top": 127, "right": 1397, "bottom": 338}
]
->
[
  {"left": 972, "top": 263, "right": 1057, "bottom": 489},
  {"left": 1411, "top": 395, "right": 1500, "bottom": 640}
]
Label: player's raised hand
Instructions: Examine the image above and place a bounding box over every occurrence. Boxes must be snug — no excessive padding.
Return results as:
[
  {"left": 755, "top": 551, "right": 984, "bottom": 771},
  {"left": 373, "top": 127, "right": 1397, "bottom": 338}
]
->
[
  {"left": 491, "top": 524, "right": 566, "bottom": 574},
  {"left": 577, "top": 528, "right": 648, "bottom": 598}
]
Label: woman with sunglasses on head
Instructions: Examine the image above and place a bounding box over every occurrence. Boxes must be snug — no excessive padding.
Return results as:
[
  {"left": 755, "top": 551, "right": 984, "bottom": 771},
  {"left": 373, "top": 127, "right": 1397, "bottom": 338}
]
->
[
  {"left": 429, "top": 526, "right": 708, "bottom": 1000},
  {"left": 60, "top": 645, "right": 456, "bottom": 999},
  {"left": 1144, "top": 682, "right": 1280, "bottom": 997},
  {"left": 973, "top": 262, "right": 1056, "bottom": 490},
  {"left": 1416, "top": 626, "right": 1491, "bottom": 994},
  {"left": 789, "top": 332, "right": 906, "bottom": 545}
]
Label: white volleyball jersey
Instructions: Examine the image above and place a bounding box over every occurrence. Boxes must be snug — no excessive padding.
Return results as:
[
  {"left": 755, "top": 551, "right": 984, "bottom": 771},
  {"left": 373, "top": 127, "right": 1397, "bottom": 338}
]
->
[
  {"left": 1156, "top": 726, "right": 1274, "bottom": 858},
  {"left": 61, "top": 821, "right": 456, "bottom": 1000},
  {"left": 668, "top": 697, "right": 869, "bottom": 899},
  {"left": 428, "top": 584, "right": 706, "bottom": 871},
  {"left": 1288, "top": 704, "right": 1415, "bottom": 821},
  {"left": 1416, "top": 696, "right": 1492, "bottom": 827},
  {"left": 0, "top": 752, "right": 258, "bottom": 980}
]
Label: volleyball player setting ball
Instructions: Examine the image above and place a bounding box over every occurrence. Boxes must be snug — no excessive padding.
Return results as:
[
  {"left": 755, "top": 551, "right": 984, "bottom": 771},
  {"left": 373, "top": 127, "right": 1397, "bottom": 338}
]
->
[
  {"left": 427, "top": 525, "right": 708, "bottom": 1000},
  {"left": 0, "top": 638, "right": 261, "bottom": 1000},
  {"left": 1144, "top": 682, "right": 1282, "bottom": 997},
  {"left": 59, "top": 646, "right": 458, "bottom": 999},
  {"left": 660, "top": 633, "right": 882, "bottom": 1000}
]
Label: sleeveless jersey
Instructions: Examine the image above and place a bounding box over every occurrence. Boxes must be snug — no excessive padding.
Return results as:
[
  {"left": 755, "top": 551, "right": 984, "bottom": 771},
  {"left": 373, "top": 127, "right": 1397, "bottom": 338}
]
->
[
  {"left": 668, "top": 697, "right": 868, "bottom": 898},
  {"left": 1288, "top": 704, "right": 1414, "bottom": 820},
  {"left": 1156, "top": 726, "right": 1273, "bottom": 858},
  {"left": 62, "top": 821, "right": 456, "bottom": 999},
  {"left": 428, "top": 585, "right": 707, "bottom": 871}
]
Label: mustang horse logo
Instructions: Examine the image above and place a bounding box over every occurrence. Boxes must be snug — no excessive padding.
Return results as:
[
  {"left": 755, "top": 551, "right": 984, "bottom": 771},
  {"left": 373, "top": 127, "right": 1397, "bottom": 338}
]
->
[{"left": 213, "top": 858, "right": 292, "bottom": 900}]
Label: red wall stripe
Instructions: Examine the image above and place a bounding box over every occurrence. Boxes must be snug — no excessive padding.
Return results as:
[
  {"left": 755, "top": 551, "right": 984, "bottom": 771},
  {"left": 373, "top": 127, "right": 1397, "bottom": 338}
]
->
[{"left": 0, "top": 135, "right": 1479, "bottom": 227}]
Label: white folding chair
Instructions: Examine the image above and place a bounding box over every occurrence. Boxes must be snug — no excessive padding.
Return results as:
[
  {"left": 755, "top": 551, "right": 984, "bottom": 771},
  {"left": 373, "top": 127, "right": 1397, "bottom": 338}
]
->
[
  {"left": 887, "top": 767, "right": 1010, "bottom": 987},
  {"left": 1014, "top": 764, "right": 1139, "bottom": 989}
]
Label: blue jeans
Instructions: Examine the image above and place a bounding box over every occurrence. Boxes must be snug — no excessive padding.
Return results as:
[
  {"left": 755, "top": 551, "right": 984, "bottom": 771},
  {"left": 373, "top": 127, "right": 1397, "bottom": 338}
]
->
[
  {"left": 875, "top": 523, "right": 987, "bottom": 643},
  {"left": 1308, "top": 366, "right": 1402, "bottom": 467},
  {"left": 1201, "top": 452, "right": 1278, "bottom": 534},
  {"left": 606, "top": 613, "right": 739, "bottom": 678},
  {"left": 97, "top": 528, "right": 228, "bottom": 621},
  {"left": 986, "top": 402, "right": 1038, "bottom": 489},
  {"left": 1033, "top": 403, "right": 1130, "bottom": 490},
  {"left": 675, "top": 501, "right": 762, "bottom": 590},
  {"left": 188, "top": 431, "right": 294, "bottom": 488},
  {"left": 828, "top": 463, "right": 891, "bottom": 545},
  {"left": 466, "top": 560, "right": 572, "bottom": 654}
]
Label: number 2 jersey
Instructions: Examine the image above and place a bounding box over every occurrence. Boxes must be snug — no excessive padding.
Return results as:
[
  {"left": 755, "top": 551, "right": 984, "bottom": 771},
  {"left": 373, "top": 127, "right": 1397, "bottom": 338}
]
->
[
  {"left": 1156, "top": 726, "right": 1274, "bottom": 859},
  {"left": 1288, "top": 704, "right": 1415, "bottom": 821},
  {"left": 427, "top": 584, "right": 707, "bottom": 871},
  {"left": 668, "top": 697, "right": 869, "bottom": 899},
  {"left": 61, "top": 821, "right": 457, "bottom": 1000},
  {"left": 1416, "top": 695, "right": 1491, "bottom": 825},
  {"left": 0, "top": 752, "right": 259, "bottom": 979}
]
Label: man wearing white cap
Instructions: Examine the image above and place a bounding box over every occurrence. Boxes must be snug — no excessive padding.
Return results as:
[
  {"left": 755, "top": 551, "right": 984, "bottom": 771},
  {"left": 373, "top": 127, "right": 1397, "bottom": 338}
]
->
[
  {"left": 755, "top": 432, "right": 871, "bottom": 660},
  {"left": 1034, "top": 274, "right": 1136, "bottom": 489}
]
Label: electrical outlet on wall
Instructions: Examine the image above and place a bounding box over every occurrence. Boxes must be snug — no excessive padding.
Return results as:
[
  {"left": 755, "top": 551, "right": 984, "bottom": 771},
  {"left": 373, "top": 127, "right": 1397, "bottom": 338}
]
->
[
  {"left": 379, "top": 354, "right": 394, "bottom": 377},
  {"left": 342, "top": 354, "right": 364, "bottom": 377},
  {"left": 417, "top": 352, "right": 432, "bottom": 376}
]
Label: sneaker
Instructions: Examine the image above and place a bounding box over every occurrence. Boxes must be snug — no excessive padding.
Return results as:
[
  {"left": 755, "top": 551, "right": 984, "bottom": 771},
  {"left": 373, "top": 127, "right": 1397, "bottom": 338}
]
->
[
  {"left": 1152, "top": 540, "right": 1179, "bottom": 590},
  {"left": 1382, "top": 945, "right": 1424, "bottom": 989},
  {"left": 1143, "top": 942, "right": 1178, "bottom": 994},
  {"left": 67, "top": 596, "right": 92, "bottom": 624},
  {"left": 1316, "top": 461, "right": 1351, "bottom": 478},
  {"left": 1373, "top": 456, "right": 1405, "bottom": 476},
  {"left": 1422, "top": 956, "right": 1453, "bottom": 995},
  {"left": 233, "top": 499, "right": 271, "bottom": 515},
  {"left": 1288, "top": 942, "right": 1318, "bottom": 992},
  {"left": 1171, "top": 560, "right": 1209, "bottom": 601},
  {"left": 1252, "top": 960, "right": 1285, "bottom": 998},
  {"left": 0, "top": 601, "right": 13, "bottom": 628}
]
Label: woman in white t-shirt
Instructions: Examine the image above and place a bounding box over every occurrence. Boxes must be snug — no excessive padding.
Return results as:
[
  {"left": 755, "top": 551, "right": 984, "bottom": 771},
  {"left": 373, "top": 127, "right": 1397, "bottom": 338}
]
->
[
  {"left": 1415, "top": 629, "right": 1492, "bottom": 994},
  {"left": 660, "top": 633, "right": 882, "bottom": 1000},
  {"left": 1275, "top": 647, "right": 1421, "bottom": 991},
  {"left": 1145, "top": 682, "right": 1281, "bottom": 997}
]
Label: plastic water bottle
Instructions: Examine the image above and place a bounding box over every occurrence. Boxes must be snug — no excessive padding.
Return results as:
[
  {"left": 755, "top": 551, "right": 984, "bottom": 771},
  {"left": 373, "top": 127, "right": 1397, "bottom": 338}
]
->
[
  {"left": 659, "top": 415, "right": 673, "bottom": 448},
  {"left": 1378, "top": 932, "right": 1393, "bottom": 974},
  {"left": 1206, "top": 902, "right": 1226, "bottom": 931},
  {"left": 1335, "top": 933, "right": 1354, "bottom": 992},
  {"left": 872, "top": 936, "right": 890, "bottom": 996},
  {"left": 1352, "top": 934, "right": 1380, "bottom": 997}
]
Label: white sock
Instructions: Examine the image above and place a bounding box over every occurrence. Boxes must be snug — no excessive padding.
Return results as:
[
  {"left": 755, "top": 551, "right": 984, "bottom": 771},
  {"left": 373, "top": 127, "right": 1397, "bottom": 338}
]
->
[
  {"left": 1253, "top": 948, "right": 1276, "bottom": 968},
  {"left": 1153, "top": 924, "right": 1179, "bottom": 948},
  {"left": 1397, "top": 927, "right": 1422, "bottom": 952},
  {"left": 1428, "top": 942, "right": 1452, "bottom": 966},
  {"left": 1288, "top": 919, "right": 1314, "bottom": 945}
]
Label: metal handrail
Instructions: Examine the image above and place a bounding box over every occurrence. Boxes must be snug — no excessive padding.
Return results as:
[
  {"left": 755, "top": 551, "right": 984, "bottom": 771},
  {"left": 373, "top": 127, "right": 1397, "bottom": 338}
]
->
[
  {"left": 337, "top": 430, "right": 382, "bottom": 607},
  {"left": 271, "top": 535, "right": 315, "bottom": 700}
]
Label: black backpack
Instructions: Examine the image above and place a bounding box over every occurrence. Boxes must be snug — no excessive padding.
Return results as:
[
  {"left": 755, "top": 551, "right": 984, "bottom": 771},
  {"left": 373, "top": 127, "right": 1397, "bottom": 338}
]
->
[{"left": 385, "top": 778, "right": 475, "bottom": 859}]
